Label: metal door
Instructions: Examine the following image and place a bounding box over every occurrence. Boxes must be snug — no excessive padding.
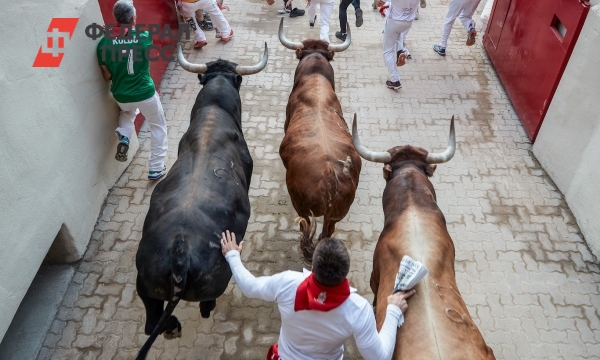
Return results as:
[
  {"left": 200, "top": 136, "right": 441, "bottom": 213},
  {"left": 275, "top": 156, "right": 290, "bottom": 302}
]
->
[{"left": 484, "top": 0, "right": 591, "bottom": 141}]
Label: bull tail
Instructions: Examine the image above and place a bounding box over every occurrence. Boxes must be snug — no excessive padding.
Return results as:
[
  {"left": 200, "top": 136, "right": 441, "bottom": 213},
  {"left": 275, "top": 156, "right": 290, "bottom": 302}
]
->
[
  {"left": 297, "top": 212, "right": 317, "bottom": 264},
  {"left": 136, "top": 234, "right": 189, "bottom": 360}
]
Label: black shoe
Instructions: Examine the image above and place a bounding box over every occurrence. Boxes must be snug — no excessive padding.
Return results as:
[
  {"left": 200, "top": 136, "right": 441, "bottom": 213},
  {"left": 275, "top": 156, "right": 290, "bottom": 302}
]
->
[
  {"left": 355, "top": 8, "right": 363, "bottom": 27},
  {"left": 115, "top": 136, "right": 129, "bottom": 162},
  {"left": 310, "top": 15, "right": 317, "bottom": 27},
  {"left": 386, "top": 80, "right": 401, "bottom": 90},
  {"left": 289, "top": 7, "right": 305, "bottom": 17},
  {"left": 335, "top": 31, "right": 347, "bottom": 41},
  {"left": 199, "top": 19, "right": 213, "bottom": 30}
]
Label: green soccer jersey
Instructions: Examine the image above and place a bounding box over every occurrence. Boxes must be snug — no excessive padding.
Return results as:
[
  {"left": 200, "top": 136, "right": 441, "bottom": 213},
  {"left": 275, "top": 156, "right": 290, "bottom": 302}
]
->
[{"left": 97, "top": 29, "right": 156, "bottom": 103}]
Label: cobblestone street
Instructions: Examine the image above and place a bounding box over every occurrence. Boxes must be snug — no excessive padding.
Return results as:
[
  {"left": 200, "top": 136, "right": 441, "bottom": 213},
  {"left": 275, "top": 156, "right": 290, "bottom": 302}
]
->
[{"left": 38, "top": 0, "right": 600, "bottom": 359}]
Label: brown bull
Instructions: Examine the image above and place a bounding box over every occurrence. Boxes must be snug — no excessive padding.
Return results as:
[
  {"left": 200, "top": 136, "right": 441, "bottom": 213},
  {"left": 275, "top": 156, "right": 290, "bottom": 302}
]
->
[
  {"left": 278, "top": 18, "right": 361, "bottom": 263},
  {"left": 352, "top": 116, "right": 495, "bottom": 359}
]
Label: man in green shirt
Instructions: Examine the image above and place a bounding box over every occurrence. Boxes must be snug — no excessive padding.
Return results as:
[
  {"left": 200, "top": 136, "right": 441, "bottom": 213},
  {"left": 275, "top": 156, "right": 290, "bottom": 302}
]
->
[{"left": 97, "top": 0, "right": 168, "bottom": 180}]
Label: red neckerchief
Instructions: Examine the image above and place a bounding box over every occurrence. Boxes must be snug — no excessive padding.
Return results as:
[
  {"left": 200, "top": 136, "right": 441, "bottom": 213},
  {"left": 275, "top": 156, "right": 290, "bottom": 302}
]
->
[
  {"left": 294, "top": 273, "right": 350, "bottom": 312},
  {"left": 266, "top": 343, "right": 279, "bottom": 360},
  {"left": 379, "top": 4, "right": 389, "bottom": 18}
]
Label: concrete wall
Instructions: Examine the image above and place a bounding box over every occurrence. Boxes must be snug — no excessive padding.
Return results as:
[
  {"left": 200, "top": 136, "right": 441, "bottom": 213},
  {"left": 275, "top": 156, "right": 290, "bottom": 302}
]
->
[
  {"left": 0, "top": 0, "right": 139, "bottom": 341},
  {"left": 533, "top": 4, "right": 600, "bottom": 258}
]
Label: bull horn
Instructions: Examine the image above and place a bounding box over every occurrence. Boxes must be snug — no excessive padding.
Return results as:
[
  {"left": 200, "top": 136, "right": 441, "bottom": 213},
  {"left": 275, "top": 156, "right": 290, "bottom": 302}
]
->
[
  {"left": 177, "top": 42, "right": 207, "bottom": 74},
  {"left": 352, "top": 114, "right": 392, "bottom": 163},
  {"left": 278, "top": 18, "right": 304, "bottom": 50},
  {"left": 327, "top": 22, "right": 351, "bottom": 52},
  {"left": 426, "top": 116, "right": 456, "bottom": 164},
  {"left": 236, "top": 43, "right": 269, "bottom": 75}
]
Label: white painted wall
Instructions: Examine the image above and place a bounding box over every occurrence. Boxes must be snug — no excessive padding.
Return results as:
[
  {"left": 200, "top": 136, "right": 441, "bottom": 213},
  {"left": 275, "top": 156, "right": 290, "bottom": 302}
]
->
[
  {"left": 533, "top": 5, "right": 600, "bottom": 258},
  {"left": 0, "top": 0, "right": 139, "bottom": 341}
]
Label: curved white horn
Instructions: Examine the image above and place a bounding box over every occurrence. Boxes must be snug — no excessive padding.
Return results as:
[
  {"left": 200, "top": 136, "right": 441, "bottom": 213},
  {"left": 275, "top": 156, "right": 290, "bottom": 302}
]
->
[
  {"left": 327, "top": 22, "right": 351, "bottom": 52},
  {"left": 278, "top": 18, "right": 304, "bottom": 50},
  {"left": 177, "top": 42, "right": 207, "bottom": 73},
  {"left": 236, "top": 43, "right": 269, "bottom": 75},
  {"left": 352, "top": 114, "right": 392, "bottom": 163},
  {"left": 426, "top": 116, "right": 456, "bottom": 164}
]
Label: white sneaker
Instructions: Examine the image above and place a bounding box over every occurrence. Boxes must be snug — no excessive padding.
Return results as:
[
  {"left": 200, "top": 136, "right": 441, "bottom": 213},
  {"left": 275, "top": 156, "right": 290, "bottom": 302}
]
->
[{"left": 148, "top": 166, "right": 167, "bottom": 180}]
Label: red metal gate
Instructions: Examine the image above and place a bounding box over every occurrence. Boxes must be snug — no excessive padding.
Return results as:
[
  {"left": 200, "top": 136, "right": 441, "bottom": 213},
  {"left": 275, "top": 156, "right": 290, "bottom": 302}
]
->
[
  {"left": 484, "top": 0, "right": 590, "bottom": 141},
  {"left": 98, "top": 0, "right": 180, "bottom": 132}
]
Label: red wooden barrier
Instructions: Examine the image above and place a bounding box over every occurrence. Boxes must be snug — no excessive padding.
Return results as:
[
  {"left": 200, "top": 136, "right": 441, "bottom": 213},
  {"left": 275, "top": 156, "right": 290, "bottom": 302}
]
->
[
  {"left": 484, "top": 0, "right": 590, "bottom": 141},
  {"left": 98, "top": 0, "right": 179, "bottom": 133}
]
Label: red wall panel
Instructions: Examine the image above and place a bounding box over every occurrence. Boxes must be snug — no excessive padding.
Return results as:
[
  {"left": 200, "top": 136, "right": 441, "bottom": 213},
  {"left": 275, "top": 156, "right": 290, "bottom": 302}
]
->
[{"left": 484, "top": 0, "right": 590, "bottom": 141}]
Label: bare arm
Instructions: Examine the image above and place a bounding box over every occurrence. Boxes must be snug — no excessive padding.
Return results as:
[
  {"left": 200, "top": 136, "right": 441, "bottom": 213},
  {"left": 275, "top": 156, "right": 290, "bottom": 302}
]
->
[{"left": 100, "top": 65, "right": 112, "bottom": 81}]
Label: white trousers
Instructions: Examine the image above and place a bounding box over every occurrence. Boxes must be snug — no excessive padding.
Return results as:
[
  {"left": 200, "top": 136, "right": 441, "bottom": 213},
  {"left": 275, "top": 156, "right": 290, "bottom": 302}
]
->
[
  {"left": 116, "top": 92, "right": 168, "bottom": 171},
  {"left": 398, "top": 26, "right": 410, "bottom": 53},
  {"left": 180, "top": 0, "right": 231, "bottom": 41},
  {"left": 307, "top": 0, "right": 335, "bottom": 43},
  {"left": 439, "top": 0, "right": 481, "bottom": 47},
  {"left": 383, "top": 18, "right": 412, "bottom": 82}
]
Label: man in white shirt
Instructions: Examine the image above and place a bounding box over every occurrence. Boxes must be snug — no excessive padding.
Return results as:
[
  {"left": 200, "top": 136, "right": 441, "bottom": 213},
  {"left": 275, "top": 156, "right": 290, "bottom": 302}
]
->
[
  {"left": 433, "top": 0, "right": 481, "bottom": 56},
  {"left": 377, "top": 0, "right": 421, "bottom": 90},
  {"left": 220, "top": 230, "right": 415, "bottom": 360}
]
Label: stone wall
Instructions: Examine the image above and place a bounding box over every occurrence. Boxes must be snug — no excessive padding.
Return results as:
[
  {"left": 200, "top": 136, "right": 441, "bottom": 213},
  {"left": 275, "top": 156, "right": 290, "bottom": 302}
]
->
[
  {"left": 533, "top": 5, "right": 600, "bottom": 259},
  {"left": 0, "top": 0, "right": 139, "bottom": 341}
]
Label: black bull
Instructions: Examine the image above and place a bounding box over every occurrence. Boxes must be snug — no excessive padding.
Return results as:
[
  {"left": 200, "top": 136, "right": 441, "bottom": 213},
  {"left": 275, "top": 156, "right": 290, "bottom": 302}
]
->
[{"left": 134, "top": 44, "right": 268, "bottom": 359}]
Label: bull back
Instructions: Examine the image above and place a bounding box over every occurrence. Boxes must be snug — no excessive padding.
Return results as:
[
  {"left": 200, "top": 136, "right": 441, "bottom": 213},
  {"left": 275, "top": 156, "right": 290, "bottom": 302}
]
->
[
  {"left": 280, "top": 48, "right": 361, "bottom": 263},
  {"left": 137, "top": 72, "right": 252, "bottom": 301},
  {"left": 134, "top": 48, "right": 268, "bottom": 358},
  {"left": 372, "top": 165, "right": 494, "bottom": 360}
]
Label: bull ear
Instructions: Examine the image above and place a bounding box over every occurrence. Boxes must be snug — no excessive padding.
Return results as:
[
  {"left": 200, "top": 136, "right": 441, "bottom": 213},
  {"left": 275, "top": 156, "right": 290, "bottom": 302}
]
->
[
  {"left": 425, "top": 164, "right": 437, "bottom": 177},
  {"left": 295, "top": 49, "right": 303, "bottom": 59},
  {"left": 328, "top": 51, "right": 335, "bottom": 61},
  {"left": 198, "top": 74, "right": 207, "bottom": 85},
  {"left": 235, "top": 75, "right": 243, "bottom": 88},
  {"left": 383, "top": 164, "right": 392, "bottom": 180}
]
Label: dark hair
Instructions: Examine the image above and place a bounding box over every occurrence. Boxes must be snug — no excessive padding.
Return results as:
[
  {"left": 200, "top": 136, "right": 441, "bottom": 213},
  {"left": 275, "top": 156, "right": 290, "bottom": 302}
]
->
[{"left": 312, "top": 238, "right": 350, "bottom": 287}]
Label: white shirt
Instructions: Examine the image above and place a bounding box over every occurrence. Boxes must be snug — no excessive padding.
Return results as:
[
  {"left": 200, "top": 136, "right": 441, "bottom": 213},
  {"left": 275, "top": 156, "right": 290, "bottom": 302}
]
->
[
  {"left": 225, "top": 251, "right": 404, "bottom": 360},
  {"left": 386, "top": 0, "right": 420, "bottom": 21}
]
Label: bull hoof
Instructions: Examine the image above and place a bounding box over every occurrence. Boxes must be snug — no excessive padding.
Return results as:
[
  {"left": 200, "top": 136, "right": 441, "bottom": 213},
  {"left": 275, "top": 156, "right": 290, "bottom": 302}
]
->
[
  {"left": 200, "top": 300, "right": 216, "bottom": 318},
  {"left": 163, "top": 329, "right": 181, "bottom": 339},
  {"left": 162, "top": 316, "right": 182, "bottom": 339}
]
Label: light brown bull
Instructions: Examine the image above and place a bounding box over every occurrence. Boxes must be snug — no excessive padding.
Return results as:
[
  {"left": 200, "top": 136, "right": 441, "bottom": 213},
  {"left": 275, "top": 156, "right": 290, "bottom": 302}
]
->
[
  {"left": 352, "top": 116, "right": 495, "bottom": 359},
  {"left": 278, "top": 18, "right": 361, "bottom": 263}
]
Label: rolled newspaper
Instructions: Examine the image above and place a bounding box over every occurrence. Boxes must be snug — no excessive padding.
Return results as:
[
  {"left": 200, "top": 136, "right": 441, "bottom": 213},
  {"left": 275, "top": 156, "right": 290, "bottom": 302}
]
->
[{"left": 393, "top": 255, "right": 429, "bottom": 293}]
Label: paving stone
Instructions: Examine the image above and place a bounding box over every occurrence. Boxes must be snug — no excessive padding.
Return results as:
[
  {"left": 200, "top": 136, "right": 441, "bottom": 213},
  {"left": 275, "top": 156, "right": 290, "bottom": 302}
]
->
[{"left": 37, "top": 1, "right": 600, "bottom": 359}]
